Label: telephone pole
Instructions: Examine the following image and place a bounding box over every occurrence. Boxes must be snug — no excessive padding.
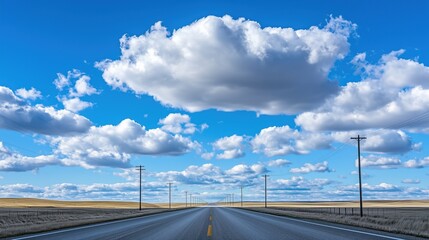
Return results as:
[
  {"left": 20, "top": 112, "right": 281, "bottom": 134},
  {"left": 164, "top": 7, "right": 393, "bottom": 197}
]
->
[
  {"left": 351, "top": 135, "right": 366, "bottom": 217},
  {"left": 185, "top": 191, "right": 188, "bottom": 207},
  {"left": 264, "top": 174, "right": 268, "bottom": 208},
  {"left": 190, "top": 194, "right": 192, "bottom": 207},
  {"left": 168, "top": 182, "right": 172, "bottom": 209},
  {"left": 241, "top": 186, "right": 243, "bottom": 207},
  {"left": 135, "top": 165, "right": 145, "bottom": 211}
]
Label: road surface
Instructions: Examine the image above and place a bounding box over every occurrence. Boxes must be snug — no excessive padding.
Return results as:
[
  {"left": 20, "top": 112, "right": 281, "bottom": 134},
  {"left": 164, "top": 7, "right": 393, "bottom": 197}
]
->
[{"left": 11, "top": 207, "right": 419, "bottom": 240}]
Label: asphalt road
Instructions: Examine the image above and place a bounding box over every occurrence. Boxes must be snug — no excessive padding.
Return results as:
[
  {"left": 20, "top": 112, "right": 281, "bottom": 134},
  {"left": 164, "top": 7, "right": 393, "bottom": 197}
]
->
[{"left": 12, "top": 207, "right": 419, "bottom": 240}]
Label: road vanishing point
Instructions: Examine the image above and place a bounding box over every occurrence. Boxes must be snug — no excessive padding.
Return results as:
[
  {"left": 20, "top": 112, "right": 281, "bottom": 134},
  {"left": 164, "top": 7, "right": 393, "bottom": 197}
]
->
[{"left": 11, "top": 207, "right": 420, "bottom": 240}]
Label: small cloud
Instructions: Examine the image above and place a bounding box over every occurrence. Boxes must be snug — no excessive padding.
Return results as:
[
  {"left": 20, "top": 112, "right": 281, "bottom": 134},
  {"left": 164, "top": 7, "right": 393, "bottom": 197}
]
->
[
  {"left": 61, "top": 97, "right": 93, "bottom": 113},
  {"left": 15, "top": 87, "right": 42, "bottom": 100},
  {"left": 401, "top": 179, "right": 420, "bottom": 184},
  {"left": 267, "top": 159, "right": 291, "bottom": 167},
  {"left": 201, "top": 152, "right": 214, "bottom": 160},
  {"left": 358, "top": 155, "right": 401, "bottom": 169},
  {"left": 404, "top": 158, "right": 429, "bottom": 168},
  {"left": 200, "top": 123, "right": 209, "bottom": 132},
  {"left": 351, "top": 170, "right": 370, "bottom": 178},
  {"left": 213, "top": 135, "right": 245, "bottom": 160},
  {"left": 290, "top": 161, "right": 332, "bottom": 174},
  {"left": 54, "top": 69, "right": 99, "bottom": 113},
  {"left": 159, "top": 113, "right": 196, "bottom": 134}
]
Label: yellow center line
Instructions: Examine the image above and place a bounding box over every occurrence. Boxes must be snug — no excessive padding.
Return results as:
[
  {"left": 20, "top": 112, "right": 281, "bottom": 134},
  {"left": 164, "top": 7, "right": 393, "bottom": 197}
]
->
[
  {"left": 207, "top": 224, "right": 213, "bottom": 237},
  {"left": 208, "top": 209, "right": 213, "bottom": 237}
]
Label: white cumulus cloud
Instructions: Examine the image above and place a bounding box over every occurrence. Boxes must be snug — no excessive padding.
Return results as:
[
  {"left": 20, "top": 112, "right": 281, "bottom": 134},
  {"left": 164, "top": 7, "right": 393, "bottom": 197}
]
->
[
  {"left": 358, "top": 155, "right": 402, "bottom": 169},
  {"left": 252, "top": 125, "right": 331, "bottom": 157},
  {"left": 296, "top": 50, "right": 429, "bottom": 132},
  {"left": 404, "top": 157, "right": 429, "bottom": 168},
  {"left": 213, "top": 134, "right": 245, "bottom": 159},
  {"left": 97, "top": 15, "right": 356, "bottom": 114},
  {"left": 332, "top": 129, "right": 419, "bottom": 154},
  {"left": 267, "top": 159, "right": 291, "bottom": 167},
  {"left": 159, "top": 113, "right": 197, "bottom": 134},
  {"left": 290, "top": 161, "right": 332, "bottom": 174},
  {"left": 54, "top": 69, "right": 99, "bottom": 112},
  {"left": 0, "top": 141, "right": 60, "bottom": 171},
  {"left": 0, "top": 86, "right": 92, "bottom": 135},
  {"left": 50, "top": 118, "right": 197, "bottom": 168},
  {"left": 15, "top": 87, "right": 42, "bottom": 100}
]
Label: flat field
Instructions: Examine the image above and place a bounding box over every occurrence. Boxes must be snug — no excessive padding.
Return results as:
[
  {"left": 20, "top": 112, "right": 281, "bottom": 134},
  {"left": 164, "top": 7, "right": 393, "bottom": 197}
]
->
[
  {"left": 233, "top": 200, "right": 429, "bottom": 208},
  {"left": 0, "top": 198, "right": 175, "bottom": 238},
  {"left": 1, "top": 198, "right": 428, "bottom": 238}
]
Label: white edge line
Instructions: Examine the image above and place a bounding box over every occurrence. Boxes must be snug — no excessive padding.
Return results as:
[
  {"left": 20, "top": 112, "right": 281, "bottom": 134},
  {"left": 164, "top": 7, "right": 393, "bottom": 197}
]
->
[
  {"left": 247, "top": 209, "right": 405, "bottom": 240},
  {"left": 12, "top": 209, "right": 192, "bottom": 240}
]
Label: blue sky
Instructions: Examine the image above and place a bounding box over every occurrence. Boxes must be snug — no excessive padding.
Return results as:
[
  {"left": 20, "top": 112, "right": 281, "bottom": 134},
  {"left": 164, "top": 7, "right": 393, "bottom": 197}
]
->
[{"left": 1, "top": 0, "right": 429, "bottom": 203}]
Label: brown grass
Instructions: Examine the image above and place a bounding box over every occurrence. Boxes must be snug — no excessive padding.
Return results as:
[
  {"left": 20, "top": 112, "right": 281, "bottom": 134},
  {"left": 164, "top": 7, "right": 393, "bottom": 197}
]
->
[
  {"left": 0, "top": 198, "right": 189, "bottom": 238},
  {"left": 0, "top": 198, "right": 160, "bottom": 209},
  {"left": 0, "top": 207, "right": 182, "bottom": 238},
  {"left": 227, "top": 200, "right": 429, "bottom": 208},
  {"left": 242, "top": 207, "right": 429, "bottom": 239}
]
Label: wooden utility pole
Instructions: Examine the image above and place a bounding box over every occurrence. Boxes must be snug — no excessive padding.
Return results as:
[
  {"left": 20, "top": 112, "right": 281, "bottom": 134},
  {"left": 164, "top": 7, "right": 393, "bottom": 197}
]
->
[
  {"left": 135, "top": 165, "right": 145, "bottom": 211},
  {"left": 241, "top": 186, "right": 243, "bottom": 207},
  {"left": 264, "top": 175, "right": 269, "bottom": 208},
  {"left": 351, "top": 135, "right": 366, "bottom": 217},
  {"left": 168, "top": 183, "right": 172, "bottom": 209}
]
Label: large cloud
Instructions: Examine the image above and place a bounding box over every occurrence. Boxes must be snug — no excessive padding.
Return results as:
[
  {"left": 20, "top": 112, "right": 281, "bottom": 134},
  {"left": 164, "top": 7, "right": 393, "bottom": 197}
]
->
[
  {"left": 50, "top": 118, "right": 197, "bottom": 168},
  {"left": 97, "top": 15, "right": 356, "bottom": 114},
  {"left": 296, "top": 50, "right": 429, "bottom": 131},
  {"left": 0, "top": 86, "right": 92, "bottom": 135}
]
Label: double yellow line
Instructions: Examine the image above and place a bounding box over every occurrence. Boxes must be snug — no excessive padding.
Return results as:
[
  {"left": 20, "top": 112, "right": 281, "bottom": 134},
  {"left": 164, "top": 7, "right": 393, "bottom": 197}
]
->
[{"left": 207, "top": 209, "right": 213, "bottom": 237}]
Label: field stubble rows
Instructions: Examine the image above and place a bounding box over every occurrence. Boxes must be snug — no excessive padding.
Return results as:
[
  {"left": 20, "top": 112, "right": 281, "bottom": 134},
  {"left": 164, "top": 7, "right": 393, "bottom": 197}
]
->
[{"left": 245, "top": 207, "right": 429, "bottom": 238}]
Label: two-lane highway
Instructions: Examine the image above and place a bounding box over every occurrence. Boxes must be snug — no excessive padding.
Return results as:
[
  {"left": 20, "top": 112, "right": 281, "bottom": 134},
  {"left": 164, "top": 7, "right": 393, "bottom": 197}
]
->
[{"left": 12, "top": 207, "right": 419, "bottom": 240}]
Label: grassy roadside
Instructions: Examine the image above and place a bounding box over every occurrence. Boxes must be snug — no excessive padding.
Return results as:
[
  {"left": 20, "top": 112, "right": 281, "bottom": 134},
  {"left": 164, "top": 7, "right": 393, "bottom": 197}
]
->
[
  {"left": 0, "top": 208, "right": 188, "bottom": 238},
  {"left": 241, "top": 207, "right": 429, "bottom": 239}
]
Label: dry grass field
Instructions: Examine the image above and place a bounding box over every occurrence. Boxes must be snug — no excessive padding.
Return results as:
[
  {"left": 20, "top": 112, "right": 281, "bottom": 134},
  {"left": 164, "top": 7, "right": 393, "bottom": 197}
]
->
[
  {"left": 244, "top": 207, "right": 429, "bottom": 238},
  {"left": 224, "top": 200, "right": 429, "bottom": 208},
  {"left": 0, "top": 198, "right": 161, "bottom": 209},
  {"left": 229, "top": 200, "right": 429, "bottom": 239},
  {"left": 0, "top": 198, "right": 180, "bottom": 238},
  {"left": 219, "top": 200, "right": 429, "bottom": 238},
  {"left": 1, "top": 198, "right": 428, "bottom": 238}
]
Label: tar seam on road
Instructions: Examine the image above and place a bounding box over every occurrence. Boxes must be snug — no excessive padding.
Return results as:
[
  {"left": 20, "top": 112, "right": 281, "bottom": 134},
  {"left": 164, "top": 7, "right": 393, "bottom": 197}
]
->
[{"left": 248, "top": 209, "right": 405, "bottom": 240}]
